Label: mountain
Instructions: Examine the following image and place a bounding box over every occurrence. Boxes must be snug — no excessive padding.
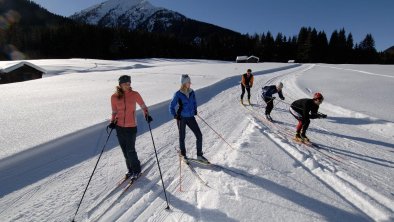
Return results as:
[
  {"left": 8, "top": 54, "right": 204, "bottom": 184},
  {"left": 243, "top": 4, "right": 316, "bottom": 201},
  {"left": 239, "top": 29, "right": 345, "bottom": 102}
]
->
[
  {"left": 384, "top": 46, "right": 394, "bottom": 54},
  {"left": 70, "top": 0, "right": 241, "bottom": 40},
  {"left": 0, "top": 0, "right": 200, "bottom": 60}
]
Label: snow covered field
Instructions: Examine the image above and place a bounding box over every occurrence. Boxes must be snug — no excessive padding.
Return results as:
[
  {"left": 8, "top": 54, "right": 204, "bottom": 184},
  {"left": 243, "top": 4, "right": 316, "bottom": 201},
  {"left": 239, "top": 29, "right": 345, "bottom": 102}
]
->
[{"left": 0, "top": 59, "right": 393, "bottom": 222}]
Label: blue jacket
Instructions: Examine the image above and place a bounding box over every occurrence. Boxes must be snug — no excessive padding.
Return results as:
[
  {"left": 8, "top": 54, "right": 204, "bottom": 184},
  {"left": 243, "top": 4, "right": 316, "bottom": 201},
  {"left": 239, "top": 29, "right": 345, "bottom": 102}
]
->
[
  {"left": 262, "top": 85, "right": 284, "bottom": 100},
  {"left": 169, "top": 89, "right": 197, "bottom": 118}
]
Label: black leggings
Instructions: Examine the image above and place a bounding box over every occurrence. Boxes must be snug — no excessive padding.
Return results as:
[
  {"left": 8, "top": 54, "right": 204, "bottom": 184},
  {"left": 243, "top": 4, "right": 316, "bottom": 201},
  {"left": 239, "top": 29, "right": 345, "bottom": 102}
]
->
[
  {"left": 241, "top": 84, "right": 251, "bottom": 100},
  {"left": 264, "top": 97, "right": 274, "bottom": 115},
  {"left": 116, "top": 126, "right": 141, "bottom": 174},
  {"left": 177, "top": 117, "right": 203, "bottom": 157}
]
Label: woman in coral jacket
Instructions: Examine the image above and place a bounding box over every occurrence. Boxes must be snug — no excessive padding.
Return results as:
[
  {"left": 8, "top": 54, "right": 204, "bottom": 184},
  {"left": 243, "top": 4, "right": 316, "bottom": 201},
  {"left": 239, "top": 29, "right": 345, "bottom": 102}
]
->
[{"left": 108, "top": 75, "right": 150, "bottom": 179}]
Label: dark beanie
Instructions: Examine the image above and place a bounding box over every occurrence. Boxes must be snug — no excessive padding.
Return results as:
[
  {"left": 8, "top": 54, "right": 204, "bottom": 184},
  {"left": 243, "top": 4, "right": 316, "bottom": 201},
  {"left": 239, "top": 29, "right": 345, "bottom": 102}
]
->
[{"left": 118, "top": 75, "right": 131, "bottom": 84}]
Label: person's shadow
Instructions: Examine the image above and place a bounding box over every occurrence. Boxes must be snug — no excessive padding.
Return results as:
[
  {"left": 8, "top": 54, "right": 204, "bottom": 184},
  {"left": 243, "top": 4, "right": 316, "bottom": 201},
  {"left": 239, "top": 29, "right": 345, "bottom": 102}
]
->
[
  {"left": 190, "top": 163, "right": 371, "bottom": 222},
  {"left": 327, "top": 116, "right": 393, "bottom": 126}
]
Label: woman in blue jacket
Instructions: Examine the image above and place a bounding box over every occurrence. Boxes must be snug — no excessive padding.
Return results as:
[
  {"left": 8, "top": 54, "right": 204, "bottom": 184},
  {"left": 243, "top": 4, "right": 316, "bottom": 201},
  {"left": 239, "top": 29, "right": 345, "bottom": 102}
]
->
[{"left": 169, "top": 74, "right": 208, "bottom": 163}]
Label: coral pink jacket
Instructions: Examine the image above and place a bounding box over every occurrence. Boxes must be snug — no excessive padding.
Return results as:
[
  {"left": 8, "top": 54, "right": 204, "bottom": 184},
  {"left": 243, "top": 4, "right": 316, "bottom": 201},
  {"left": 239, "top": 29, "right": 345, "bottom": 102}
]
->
[{"left": 111, "top": 90, "right": 147, "bottom": 127}]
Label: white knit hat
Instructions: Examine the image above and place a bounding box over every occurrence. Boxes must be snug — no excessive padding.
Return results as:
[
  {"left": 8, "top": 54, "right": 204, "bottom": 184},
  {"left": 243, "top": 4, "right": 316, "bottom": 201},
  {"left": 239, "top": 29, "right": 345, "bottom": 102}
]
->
[{"left": 181, "top": 74, "right": 191, "bottom": 85}]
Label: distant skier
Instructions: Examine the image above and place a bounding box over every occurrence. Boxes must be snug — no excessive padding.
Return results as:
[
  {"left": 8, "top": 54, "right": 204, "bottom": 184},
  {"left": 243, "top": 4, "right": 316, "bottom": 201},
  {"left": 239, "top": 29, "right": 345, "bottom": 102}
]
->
[
  {"left": 289, "top": 92, "right": 327, "bottom": 142},
  {"left": 169, "top": 74, "right": 208, "bottom": 163},
  {"left": 108, "top": 75, "right": 152, "bottom": 179},
  {"left": 240, "top": 69, "right": 254, "bottom": 105},
  {"left": 262, "top": 82, "right": 285, "bottom": 121}
]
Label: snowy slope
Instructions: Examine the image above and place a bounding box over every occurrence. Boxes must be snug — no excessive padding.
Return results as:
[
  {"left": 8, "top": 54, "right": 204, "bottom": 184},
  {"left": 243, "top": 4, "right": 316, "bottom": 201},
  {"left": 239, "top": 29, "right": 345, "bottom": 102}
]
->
[{"left": 0, "top": 59, "right": 393, "bottom": 222}]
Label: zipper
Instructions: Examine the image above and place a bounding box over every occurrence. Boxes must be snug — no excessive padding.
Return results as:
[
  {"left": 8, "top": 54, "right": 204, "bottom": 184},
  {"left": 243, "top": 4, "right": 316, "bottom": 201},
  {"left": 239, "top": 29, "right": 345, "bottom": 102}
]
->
[{"left": 123, "top": 94, "right": 126, "bottom": 127}]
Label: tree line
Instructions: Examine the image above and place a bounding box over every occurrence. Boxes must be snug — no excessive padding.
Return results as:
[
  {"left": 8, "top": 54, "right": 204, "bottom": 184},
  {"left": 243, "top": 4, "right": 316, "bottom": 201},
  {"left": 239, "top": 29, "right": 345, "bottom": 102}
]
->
[
  {"left": 248, "top": 27, "right": 393, "bottom": 64},
  {"left": 1, "top": 0, "right": 393, "bottom": 63}
]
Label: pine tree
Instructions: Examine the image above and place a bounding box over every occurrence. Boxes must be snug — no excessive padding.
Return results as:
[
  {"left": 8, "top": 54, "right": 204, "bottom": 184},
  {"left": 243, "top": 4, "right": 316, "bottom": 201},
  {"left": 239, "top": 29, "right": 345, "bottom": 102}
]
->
[{"left": 356, "top": 34, "right": 379, "bottom": 63}]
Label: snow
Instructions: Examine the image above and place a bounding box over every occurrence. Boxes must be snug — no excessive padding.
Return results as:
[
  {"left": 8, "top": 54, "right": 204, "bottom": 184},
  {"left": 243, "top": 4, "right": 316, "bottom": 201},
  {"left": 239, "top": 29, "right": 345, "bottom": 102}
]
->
[
  {"left": 0, "top": 59, "right": 393, "bottom": 222},
  {"left": 71, "top": 0, "right": 164, "bottom": 29}
]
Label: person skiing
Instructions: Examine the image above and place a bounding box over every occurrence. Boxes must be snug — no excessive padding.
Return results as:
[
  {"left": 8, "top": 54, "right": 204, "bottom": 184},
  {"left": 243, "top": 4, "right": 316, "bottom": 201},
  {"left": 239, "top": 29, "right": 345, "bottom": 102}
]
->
[
  {"left": 108, "top": 75, "right": 151, "bottom": 179},
  {"left": 240, "top": 68, "right": 254, "bottom": 105},
  {"left": 169, "top": 74, "right": 208, "bottom": 163},
  {"left": 289, "top": 92, "right": 327, "bottom": 142},
  {"left": 262, "top": 82, "right": 285, "bottom": 121}
]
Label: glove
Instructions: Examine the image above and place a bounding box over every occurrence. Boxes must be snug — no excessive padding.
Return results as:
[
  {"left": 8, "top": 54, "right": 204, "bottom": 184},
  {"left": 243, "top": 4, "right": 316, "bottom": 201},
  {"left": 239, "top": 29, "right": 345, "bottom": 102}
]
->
[
  {"left": 281, "top": 97, "right": 285, "bottom": 100},
  {"left": 174, "top": 115, "right": 180, "bottom": 120},
  {"left": 107, "top": 121, "right": 116, "bottom": 130},
  {"left": 320, "top": 114, "right": 327, "bottom": 119},
  {"left": 194, "top": 110, "right": 198, "bottom": 115},
  {"left": 145, "top": 115, "right": 153, "bottom": 123}
]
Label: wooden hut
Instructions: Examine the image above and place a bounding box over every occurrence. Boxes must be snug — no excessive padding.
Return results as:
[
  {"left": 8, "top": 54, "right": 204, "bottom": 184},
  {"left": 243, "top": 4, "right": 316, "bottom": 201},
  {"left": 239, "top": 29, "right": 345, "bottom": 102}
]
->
[
  {"left": 236, "top": 55, "right": 260, "bottom": 63},
  {"left": 0, "top": 61, "right": 46, "bottom": 84}
]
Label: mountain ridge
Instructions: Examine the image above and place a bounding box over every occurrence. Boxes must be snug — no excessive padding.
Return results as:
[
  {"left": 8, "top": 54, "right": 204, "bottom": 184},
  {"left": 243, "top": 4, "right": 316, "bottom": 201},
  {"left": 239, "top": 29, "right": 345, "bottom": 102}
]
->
[{"left": 70, "top": 0, "right": 241, "bottom": 40}]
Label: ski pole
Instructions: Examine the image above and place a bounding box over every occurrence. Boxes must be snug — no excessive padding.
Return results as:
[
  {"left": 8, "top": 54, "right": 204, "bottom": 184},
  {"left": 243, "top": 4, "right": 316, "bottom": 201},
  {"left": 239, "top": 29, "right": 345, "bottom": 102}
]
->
[
  {"left": 179, "top": 154, "right": 183, "bottom": 192},
  {"left": 196, "top": 114, "right": 238, "bottom": 151},
  {"left": 146, "top": 117, "right": 170, "bottom": 210},
  {"left": 71, "top": 127, "right": 114, "bottom": 222}
]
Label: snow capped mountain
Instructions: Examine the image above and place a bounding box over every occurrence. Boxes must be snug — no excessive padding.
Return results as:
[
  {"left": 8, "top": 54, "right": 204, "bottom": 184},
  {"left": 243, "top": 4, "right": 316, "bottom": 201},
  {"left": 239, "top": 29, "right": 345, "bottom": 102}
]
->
[{"left": 70, "top": 0, "right": 186, "bottom": 31}]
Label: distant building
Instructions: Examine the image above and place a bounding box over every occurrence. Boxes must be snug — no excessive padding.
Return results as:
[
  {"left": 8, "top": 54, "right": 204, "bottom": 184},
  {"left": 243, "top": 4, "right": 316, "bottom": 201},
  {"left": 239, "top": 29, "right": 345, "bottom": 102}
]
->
[
  {"left": 288, "top": 60, "right": 295, "bottom": 63},
  {"left": 0, "top": 61, "right": 46, "bottom": 84},
  {"left": 236, "top": 55, "right": 260, "bottom": 63}
]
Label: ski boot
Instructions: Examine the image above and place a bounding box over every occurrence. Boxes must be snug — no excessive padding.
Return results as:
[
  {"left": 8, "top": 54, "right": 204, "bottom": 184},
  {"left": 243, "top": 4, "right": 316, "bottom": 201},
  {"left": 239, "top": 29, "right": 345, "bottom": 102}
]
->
[
  {"left": 124, "top": 172, "right": 132, "bottom": 180},
  {"left": 131, "top": 171, "right": 141, "bottom": 180},
  {"left": 294, "top": 133, "right": 303, "bottom": 142},
  {"left": 248, "top": 99, "right": 251, "bottom": 105},
  {"left": 301, "top": 133, "right": 310, "bottom": 143},
  {"left": 265, "top": 114, "right": 273, "bottom": 122},
  {"left": 197, "top": 155, "right": 210, "bottom": 164},
  {"left": 179, "top": 154, "right": 189, "bottom": 164},
  {"left": 240, "top": 99, "right": 244, "bottom": 105}
]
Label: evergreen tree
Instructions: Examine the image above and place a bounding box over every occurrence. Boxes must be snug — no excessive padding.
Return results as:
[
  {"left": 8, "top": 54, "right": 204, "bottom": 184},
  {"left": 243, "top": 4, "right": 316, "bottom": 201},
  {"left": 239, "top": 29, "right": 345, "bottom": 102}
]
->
[
  {"left": 356, "top": 34, "right": 379, "bottom": 63},
  {"left": 346, "top": 33, "right": 354, "bottom": 63},
  {"left": 315, "top": 31, "right": 328, "bottom": 62},
  {"left": 296, "top": 27, "right": 311, "bottom": 62}
]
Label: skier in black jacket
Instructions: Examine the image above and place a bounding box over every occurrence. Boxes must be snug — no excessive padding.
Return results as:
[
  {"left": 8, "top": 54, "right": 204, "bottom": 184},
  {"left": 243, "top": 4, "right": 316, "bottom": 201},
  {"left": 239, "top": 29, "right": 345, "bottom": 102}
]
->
[
  {"left": 289, "top": 92, "right": 327, "bottom": 142},
  {"left": 262, "top": 82, "right": 284, "bottom": 121}
]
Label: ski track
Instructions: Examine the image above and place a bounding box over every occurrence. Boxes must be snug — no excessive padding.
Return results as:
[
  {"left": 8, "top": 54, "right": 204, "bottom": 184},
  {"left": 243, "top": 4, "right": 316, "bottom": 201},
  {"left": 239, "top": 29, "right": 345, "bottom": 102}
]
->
[
  {"left": 1, "top": 63, "right": 394, "bottom": 221},
  {"left": 249, "top": 65, "right": 394, "bottom": 221}
]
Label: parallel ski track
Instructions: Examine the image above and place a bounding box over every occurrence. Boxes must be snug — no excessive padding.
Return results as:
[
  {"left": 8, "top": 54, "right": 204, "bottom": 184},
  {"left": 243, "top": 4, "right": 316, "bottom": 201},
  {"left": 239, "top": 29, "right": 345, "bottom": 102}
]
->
[{"left": 249, "top": 65, "right": 394, "bottom": 218}]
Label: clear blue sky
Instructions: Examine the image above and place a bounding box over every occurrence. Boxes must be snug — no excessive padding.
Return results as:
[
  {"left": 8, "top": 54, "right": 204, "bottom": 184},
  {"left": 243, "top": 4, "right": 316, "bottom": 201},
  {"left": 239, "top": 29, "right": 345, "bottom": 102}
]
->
[{"left": 31, "top": 0, "right": 393, "bottom": 51}]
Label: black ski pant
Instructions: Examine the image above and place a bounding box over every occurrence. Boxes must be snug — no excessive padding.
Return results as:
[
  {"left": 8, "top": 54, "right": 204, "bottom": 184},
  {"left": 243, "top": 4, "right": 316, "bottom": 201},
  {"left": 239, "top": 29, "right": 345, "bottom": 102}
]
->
[
  {"left": 264, "top": 97, "right": 274, "bottom": 115},
  {"left": 177, "top": 117, "right": 203, "bottom": 157},
  {"left": 289, "top": 108, "right": 310, "bottom": 135},
  {"left": 240, "top": 84, "right": 251, "bottom": 100},
  {"left": 116, "top": 126, "right": 141, "bottom": 174}
]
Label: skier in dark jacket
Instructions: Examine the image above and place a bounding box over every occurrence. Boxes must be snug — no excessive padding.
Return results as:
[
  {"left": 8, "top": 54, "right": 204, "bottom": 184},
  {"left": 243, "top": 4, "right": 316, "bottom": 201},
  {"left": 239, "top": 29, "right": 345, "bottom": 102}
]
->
[
  {"left": 240, "top": 69, "right": 254, "bottom": 105},
  {"left": 289, "top": 92, "right": 327, "bottom": 142},
  {"left": 262, "top": 82, "right": 285, "bottom": 121},
  {"left": 169, "top": 74, "right": 208, "bottom": 163}
]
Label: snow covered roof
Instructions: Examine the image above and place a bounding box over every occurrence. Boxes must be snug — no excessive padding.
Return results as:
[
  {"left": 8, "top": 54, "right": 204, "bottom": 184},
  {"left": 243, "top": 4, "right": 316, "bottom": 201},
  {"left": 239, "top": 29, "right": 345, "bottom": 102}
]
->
[
  {"left": 236, "top": 56, "right": 248, "bottom": 60},
  {"left": 248, "top": 55, "right": 259, "bottom": 60},
  {"left": 0, "top": 61, "right": 46, "bottom": 74},
  {"left": 236, "top": 55, "right": 259, "bottom": 61}
]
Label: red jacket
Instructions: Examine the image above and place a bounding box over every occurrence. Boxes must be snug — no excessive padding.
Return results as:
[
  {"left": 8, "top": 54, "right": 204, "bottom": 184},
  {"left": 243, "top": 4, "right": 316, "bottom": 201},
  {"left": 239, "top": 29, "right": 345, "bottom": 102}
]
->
[{"left": 111, "top": 90, "right": 147, "bottom": 127}]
